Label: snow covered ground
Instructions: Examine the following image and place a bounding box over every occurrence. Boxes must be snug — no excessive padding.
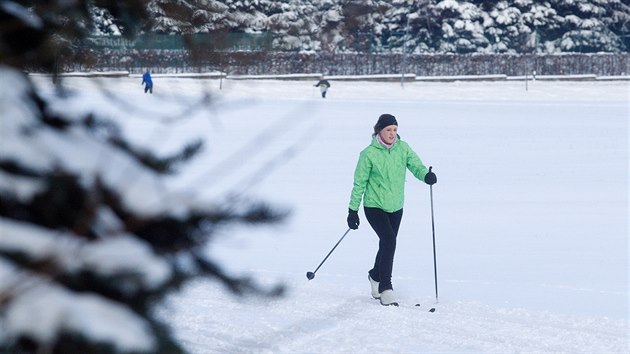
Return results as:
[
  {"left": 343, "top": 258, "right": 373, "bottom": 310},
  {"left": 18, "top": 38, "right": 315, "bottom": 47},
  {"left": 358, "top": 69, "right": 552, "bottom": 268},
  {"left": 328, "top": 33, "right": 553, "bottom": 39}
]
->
[{"left": 32, "top": 76, "right": 629, "bottom": 353}]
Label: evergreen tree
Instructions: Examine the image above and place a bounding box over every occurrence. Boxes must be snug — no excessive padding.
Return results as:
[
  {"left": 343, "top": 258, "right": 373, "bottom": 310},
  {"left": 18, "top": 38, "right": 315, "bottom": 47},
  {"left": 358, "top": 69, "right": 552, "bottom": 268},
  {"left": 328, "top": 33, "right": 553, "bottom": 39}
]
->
[
  {"left": 96, "top": 0, "right": 630, "bottom": 53},
  {"left": 315, "top": 0, "right": 346, "bottom": 52},
  {"left": 0, "top": 1, "right": 284, "bottom": 353}
]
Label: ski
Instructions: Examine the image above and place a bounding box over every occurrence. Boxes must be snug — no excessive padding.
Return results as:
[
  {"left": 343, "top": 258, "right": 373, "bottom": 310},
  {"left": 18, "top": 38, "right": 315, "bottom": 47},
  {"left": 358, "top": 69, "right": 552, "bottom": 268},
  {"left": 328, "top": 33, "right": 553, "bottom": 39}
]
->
[
  {"left": 373, "top": 299, "right": 436, "bottom": 312},
  {"left": 414, "top": 303, "right": 436, "bottom": 312}
]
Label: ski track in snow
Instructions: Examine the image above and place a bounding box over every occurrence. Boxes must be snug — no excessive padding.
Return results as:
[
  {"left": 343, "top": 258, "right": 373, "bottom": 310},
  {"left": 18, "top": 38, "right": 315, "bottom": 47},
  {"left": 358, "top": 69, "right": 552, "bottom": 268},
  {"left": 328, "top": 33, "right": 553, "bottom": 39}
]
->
[{"left": 164, "top": 277, "right": 627, "bottom": 354}]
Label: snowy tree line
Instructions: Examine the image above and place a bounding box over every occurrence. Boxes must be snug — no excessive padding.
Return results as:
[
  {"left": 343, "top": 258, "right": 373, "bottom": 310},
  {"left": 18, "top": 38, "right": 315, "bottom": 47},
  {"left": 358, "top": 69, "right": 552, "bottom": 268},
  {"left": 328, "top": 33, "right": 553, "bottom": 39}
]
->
[
  {"left": 90, "top": 0, "right": 630, "bottom": 54},
  {"left": 77, "top": 0, "right": 630, "bottom": 75}
]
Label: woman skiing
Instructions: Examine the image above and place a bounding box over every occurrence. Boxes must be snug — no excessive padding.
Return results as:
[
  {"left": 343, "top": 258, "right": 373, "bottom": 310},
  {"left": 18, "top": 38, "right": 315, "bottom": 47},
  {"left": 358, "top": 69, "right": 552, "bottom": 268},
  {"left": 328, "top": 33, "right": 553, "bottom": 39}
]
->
[{"left": 347, "top": 113, "right": 437, "bottom": 306}]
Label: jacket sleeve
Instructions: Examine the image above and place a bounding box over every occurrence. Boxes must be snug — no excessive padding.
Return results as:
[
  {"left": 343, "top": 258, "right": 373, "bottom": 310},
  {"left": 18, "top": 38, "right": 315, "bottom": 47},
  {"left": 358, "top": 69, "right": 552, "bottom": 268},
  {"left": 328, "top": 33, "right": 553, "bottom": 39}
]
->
[
  {"left": 349, "top": 151, "right": 371, "bottom": 211},
  {"left": 406, "top": 145, "right": 429, "bottom": 181}
]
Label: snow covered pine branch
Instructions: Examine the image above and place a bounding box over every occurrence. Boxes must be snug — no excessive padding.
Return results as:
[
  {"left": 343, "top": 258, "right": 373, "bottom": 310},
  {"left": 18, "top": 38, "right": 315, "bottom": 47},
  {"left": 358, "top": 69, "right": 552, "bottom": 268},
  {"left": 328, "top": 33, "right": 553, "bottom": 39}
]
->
[{"left": 0, "top": 66, "right": 285, "bottom": 353}]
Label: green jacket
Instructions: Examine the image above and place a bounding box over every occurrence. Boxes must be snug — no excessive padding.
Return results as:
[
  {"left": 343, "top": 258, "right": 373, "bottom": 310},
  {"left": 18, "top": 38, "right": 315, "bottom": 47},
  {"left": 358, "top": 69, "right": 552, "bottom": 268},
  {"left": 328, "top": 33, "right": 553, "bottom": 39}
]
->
[{"left": 349, "top": 136, "right": 429, "bottom": 213}]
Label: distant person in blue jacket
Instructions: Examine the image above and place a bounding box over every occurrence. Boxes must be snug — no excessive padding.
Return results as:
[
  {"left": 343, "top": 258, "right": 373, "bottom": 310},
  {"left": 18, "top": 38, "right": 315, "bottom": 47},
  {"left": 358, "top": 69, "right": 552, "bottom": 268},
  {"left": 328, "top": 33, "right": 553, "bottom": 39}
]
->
[
  {"left": 142, "top": 69, "right": 153, "bottom": 94},
  {"left": 314, "top": 76, "right": 330, "bottom": 98}
]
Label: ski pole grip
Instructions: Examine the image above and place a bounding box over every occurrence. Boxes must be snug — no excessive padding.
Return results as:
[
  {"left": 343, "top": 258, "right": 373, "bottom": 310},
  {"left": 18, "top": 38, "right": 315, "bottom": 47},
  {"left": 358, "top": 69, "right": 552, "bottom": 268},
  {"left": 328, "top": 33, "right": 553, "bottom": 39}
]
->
[{"left": 429, "top": 166, "right": 432, "bottom": 172}]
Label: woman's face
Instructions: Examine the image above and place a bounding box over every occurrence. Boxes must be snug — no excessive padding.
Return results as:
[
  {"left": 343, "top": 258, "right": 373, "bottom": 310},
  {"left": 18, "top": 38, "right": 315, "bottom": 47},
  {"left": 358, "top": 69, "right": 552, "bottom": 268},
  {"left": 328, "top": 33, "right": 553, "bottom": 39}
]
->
[{"left": 379, "top": 125, "right": 397, "bottom": 145}]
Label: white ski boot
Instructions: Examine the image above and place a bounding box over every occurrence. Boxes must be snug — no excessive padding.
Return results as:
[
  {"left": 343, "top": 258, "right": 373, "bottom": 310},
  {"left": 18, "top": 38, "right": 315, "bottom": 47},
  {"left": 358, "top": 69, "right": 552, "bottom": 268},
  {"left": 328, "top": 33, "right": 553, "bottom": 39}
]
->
[
  {"left": 368, "top": 274, "right": 380, "bottom": 299},
  {"left": 379, "top": 289, "right": 399, "bottom": 307}
]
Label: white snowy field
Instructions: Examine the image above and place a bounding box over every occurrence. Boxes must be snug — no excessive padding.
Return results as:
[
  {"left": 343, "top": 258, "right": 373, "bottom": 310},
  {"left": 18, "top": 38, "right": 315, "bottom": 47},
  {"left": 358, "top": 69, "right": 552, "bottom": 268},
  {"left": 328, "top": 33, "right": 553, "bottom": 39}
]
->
[{"left": 32, "top": 76, "right": 629, "bottom": 353}]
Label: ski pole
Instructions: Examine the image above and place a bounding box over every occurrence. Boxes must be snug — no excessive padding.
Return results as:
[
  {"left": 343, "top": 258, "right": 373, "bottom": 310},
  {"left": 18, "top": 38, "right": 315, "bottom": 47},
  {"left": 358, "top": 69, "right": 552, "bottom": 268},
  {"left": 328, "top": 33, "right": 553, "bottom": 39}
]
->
[
  {"left": 306, "top": 228, "right": 351, "bottom": 280},
  {"left": 429, "top": 167, "right": 439, "bottom": 304}
]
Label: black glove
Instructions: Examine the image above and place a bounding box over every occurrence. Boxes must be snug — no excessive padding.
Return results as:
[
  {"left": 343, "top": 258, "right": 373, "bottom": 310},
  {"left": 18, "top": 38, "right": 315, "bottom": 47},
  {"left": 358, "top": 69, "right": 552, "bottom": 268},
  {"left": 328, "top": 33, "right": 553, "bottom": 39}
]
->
[
  {"left": 347, "top": 209, "right": 359, "bottom": 230},
  {"left": 424, "top": 166, "right": 437, "bottom": 185}
]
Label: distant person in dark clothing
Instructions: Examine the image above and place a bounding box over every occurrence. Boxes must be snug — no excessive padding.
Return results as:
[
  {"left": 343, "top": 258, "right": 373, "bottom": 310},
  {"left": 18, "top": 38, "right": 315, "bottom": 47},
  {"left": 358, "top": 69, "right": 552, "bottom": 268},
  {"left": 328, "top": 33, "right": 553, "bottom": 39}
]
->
[
  {"left": 142, "top": 69, "right": 153, "bottom": 94},
  {"left": 314, "top": 76, "right": 330, "bottom": 98}
]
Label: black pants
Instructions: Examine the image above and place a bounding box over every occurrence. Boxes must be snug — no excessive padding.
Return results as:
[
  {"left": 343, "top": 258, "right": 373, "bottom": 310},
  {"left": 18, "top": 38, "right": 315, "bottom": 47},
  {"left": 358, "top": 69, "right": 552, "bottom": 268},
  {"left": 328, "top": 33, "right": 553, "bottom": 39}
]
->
[{"left": 365, "top": 207, "right": 403, "bottom": 293}]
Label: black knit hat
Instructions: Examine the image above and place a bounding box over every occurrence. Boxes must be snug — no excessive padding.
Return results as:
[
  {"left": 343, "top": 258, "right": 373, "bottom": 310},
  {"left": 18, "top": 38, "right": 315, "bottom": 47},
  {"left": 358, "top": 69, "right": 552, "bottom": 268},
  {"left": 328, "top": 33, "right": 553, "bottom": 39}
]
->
[{"left": 374, "top": 114, "right": 398, "bottom": 134}]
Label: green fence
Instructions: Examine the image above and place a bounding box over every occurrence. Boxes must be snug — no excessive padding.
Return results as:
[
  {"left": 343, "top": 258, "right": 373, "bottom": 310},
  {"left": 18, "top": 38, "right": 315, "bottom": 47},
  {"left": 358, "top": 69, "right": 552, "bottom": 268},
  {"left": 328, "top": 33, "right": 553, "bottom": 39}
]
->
[{"left": 85, "top": 33, "right": 275, "bottom": 51}]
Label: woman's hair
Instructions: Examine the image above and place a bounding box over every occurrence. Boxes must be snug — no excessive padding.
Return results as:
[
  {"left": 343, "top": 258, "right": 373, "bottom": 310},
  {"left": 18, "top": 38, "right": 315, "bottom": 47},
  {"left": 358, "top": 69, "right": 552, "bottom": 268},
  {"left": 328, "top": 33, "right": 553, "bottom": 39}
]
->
[{"left": 373, "top": 114, "right": 398, "bottom": 135}]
